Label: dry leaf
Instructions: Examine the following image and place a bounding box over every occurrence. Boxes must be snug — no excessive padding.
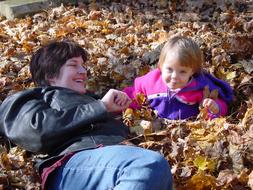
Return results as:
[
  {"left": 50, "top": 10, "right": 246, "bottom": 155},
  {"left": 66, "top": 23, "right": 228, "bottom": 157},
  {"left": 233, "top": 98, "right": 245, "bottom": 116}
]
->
[{"left": 248, "top": 170, "right": 253, "bottom": 189}]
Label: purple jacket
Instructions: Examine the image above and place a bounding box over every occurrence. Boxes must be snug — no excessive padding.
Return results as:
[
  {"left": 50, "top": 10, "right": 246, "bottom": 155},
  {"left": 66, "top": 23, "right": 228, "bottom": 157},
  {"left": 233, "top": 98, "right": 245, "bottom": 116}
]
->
[{"left": 124, "top": 69, "right": 234, "bottom": 120}]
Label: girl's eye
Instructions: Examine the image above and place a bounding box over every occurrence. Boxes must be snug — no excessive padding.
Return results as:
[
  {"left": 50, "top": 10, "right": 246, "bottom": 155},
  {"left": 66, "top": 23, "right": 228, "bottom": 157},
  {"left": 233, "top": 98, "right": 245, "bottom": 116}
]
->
[
  {"left": 167, "top": 68, "right": 173, "bottom": 72},
  {"left": 180, "top": 70, "right": 187, "bottom": 74}
]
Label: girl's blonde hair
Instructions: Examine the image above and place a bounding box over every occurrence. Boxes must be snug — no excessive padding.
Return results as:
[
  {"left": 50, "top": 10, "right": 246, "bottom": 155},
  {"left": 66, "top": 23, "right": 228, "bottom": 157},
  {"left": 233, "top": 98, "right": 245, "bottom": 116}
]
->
[{"left": 158, "top": 36, "right": 203, "bottom": 73}]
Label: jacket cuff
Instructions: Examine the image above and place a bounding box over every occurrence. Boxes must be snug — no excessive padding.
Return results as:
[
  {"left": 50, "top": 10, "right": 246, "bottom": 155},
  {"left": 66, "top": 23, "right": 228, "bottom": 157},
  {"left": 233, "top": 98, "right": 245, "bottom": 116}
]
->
[
  {"left": 87, "top": 100, "right": 109, "bottom": 120},
  {"left": 97, "top": 100, "right": 110, "bottom": 117}
]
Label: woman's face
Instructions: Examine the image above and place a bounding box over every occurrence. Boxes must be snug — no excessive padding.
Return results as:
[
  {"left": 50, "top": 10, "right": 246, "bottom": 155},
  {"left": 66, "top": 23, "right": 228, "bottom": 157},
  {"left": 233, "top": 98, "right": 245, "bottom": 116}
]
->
[
  {"left": 161, "top": 50, "right": 194, "bottom": 90},
  {"left": 49, "top": 56, "right": 88, "bottom": 94}
]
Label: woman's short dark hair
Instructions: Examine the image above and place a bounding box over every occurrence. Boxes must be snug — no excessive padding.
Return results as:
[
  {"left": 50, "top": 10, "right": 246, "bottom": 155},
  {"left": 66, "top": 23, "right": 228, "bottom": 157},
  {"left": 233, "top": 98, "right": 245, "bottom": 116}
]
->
[{"left": 30, "top": 40, "right": 88, "bottom": 86}]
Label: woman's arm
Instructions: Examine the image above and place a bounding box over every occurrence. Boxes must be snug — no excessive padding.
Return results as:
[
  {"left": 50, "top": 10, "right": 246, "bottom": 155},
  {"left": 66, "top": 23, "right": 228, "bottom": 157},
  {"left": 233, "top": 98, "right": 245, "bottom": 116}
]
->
[{"left": 0, "top": 89, "right": 108, "bottom": 153}]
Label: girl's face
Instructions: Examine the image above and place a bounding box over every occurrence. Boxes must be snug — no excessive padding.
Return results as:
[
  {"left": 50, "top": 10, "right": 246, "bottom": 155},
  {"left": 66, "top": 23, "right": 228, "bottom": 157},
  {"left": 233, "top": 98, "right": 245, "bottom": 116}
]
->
[
  {"left": 49, "top": 56, "right": 87, "bottom": 94},
  {"left": 161, "top": 51, "right": 194, "bottom": 90}
]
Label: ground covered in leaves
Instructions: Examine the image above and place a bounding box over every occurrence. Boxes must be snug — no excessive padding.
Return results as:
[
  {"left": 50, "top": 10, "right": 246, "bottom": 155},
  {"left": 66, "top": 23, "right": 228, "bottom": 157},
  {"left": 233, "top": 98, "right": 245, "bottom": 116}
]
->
[{"left": 0, "top": 0, "right": 253, "bottom": 189}]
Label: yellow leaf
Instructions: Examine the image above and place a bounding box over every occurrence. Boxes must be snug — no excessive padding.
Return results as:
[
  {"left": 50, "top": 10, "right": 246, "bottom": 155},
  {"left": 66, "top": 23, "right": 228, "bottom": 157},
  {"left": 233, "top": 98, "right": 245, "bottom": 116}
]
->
[
  {"left": 193, "top": 155, "right": 217, "bottom": 172},
  {"left": 136, "top": 93, "right": 147, "bottom": 106},
  {"left": 225, "top": 71, "right": 237, "bottom": 80},
  {"left": 123, "top": 108, "right": 134, "bottom": 127},
  {"left": 194, "top": 155, "right": 208, "bottom": 171},
  {"left": 101, "top": 28, "right": 112, "bottom": 35},
  {"left": 197, "top": 107, "right": 208, "bottom": 120},
  {"left": 123, "top": 108, "right": 134, "bottom": 119}
]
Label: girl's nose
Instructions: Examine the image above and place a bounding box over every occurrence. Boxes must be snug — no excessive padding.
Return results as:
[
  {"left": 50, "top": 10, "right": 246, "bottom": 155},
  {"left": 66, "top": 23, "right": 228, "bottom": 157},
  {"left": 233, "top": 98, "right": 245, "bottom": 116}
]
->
[{"left": 171, "top": 71, "right": 177, "bottom": 78}]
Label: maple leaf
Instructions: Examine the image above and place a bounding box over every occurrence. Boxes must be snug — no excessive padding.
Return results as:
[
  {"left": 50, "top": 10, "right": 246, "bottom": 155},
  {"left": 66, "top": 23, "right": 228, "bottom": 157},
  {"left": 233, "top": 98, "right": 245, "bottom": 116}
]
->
[{"left": 193, "top": 155, "right": 217, "bottom": 173}]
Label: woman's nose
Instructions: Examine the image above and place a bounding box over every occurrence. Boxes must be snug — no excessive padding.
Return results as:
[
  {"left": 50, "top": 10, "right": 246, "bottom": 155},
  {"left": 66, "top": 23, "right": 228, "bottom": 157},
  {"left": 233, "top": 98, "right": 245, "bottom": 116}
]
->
[{"left": 78, "top": 65, "right": 87, "bottom": 74}]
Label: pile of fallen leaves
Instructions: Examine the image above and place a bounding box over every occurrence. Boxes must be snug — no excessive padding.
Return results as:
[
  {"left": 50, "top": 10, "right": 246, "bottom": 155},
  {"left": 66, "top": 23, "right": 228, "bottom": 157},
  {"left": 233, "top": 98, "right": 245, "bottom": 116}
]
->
[
  {"left": 123, "top": 94, "right": 253, "bottom": 189},
  {"left": 0, "top": 0, "right": 252, "bottom": 189}
]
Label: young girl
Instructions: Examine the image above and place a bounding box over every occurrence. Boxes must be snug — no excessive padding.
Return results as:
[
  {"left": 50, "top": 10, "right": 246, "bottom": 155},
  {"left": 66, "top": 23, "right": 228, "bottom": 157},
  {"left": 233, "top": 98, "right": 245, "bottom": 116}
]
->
[{"left": 124, "top": 36, "right": 234, "bottom": 120}]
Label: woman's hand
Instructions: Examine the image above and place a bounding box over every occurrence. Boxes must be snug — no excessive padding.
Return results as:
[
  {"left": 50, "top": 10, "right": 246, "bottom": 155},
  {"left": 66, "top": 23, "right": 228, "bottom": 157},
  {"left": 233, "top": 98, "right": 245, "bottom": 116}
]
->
[
  {"left": 101, "top": 89, "right": 131, "bottom": 112},
  {"left": 202, "top": 98, "right": 219, "bottom": 114}
]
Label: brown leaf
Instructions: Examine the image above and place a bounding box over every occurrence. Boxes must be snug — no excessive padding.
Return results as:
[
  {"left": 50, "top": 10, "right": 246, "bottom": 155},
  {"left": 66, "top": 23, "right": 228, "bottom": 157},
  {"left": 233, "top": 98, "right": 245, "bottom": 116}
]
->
[
  {"left": 88, "top": 10, "right": 102, "bottom": 20},
  {"left": 209, "top": 89, "right": 218, "bottom": 100},
  {"left": 203, "top": 85, "right": 210, "bottom": 99},
  {"left": 222, "top": 34, "right": 253, "bottom": 59},
  {"left": 185, "top": 171, "right": 217, "bottom": 190},
  {"left": 179, "top": 166, "right": 192, "bottom": 178},
  {"left": 242, "top": 107, "right": 253, "bottom": 129},
  {"left": 0, "top": 173, "right": 9, "bottom": 188},
  {"left": 229, "top": 144, "right": 244, "bottom": 173},
  {"left": 216, "top": 169, "right": 237, "bottom": 187},
  {"left": 248, "top": 170, "right": 253, "bottom": 189},
  {"left": 0, "top": 153, "right": 12, "bottom": 170}
]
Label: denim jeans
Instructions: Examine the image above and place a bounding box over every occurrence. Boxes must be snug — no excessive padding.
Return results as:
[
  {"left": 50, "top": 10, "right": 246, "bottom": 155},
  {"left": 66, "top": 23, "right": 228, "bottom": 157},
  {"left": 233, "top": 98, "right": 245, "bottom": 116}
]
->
[{"left": 47, "top": 145, "right": 173, "bottom": 190}]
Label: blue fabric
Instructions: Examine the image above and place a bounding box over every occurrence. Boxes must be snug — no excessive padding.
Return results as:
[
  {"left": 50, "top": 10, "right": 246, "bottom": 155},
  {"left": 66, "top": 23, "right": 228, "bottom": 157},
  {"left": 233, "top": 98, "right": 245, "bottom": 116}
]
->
[
  {"left": 47, "top": 145, "right": 173, "bottom": 190},
  {"left": 149, "top": 96, "right": 199, "bottom": 120}
]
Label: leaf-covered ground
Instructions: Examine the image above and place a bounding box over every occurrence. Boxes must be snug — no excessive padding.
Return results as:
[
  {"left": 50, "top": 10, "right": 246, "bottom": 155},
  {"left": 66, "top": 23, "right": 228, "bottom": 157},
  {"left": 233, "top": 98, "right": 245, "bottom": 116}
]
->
[{"left": 0, "top": 0, "right": 253, "bottom": 189}]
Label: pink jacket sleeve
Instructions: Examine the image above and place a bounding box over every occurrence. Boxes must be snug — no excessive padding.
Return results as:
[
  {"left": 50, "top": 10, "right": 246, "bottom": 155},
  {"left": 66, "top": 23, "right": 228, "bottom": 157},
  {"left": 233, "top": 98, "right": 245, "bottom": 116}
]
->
[
  {"left": 123, "top": 78, "right": 145, "bottom": 109},
  {"left": 178, "top": 89, "right": 228, "bottom": 119}
]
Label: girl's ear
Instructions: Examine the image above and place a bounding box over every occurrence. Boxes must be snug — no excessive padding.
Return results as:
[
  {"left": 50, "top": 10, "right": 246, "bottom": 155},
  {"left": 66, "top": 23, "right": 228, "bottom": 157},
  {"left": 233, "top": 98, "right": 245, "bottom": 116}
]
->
[{"left": 191, "top": 69, "right": 195, "bottom": 76}]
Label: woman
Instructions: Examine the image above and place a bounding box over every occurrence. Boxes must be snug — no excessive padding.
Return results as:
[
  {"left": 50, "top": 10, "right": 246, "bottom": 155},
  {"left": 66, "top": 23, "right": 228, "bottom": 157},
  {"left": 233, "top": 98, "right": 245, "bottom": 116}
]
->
[{"left": 0, "top": 40, "right": 172, "bottom": 190}]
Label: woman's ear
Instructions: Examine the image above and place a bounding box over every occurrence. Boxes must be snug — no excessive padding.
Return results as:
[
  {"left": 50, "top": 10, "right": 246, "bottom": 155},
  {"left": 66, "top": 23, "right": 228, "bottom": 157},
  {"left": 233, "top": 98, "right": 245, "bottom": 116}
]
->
[{"left": 47, "top": 77, "right": 55, "bottom": 86}]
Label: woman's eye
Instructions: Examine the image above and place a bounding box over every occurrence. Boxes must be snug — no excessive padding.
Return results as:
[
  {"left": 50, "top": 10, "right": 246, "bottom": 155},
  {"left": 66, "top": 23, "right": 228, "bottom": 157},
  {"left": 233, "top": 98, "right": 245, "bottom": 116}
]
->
[
  {"left": 180, "top": 70, "right": 186, "bottom": 74},
  {"left": 68, "top": 63, "right": 77, "bottom": 67}
]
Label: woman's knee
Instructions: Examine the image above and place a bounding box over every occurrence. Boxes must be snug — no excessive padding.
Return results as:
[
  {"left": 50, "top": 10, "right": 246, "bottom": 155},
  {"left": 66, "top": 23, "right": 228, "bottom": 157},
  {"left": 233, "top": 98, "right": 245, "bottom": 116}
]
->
[
  {"left": 150, "top": 151, "right": 171, "bottom": 173},
  {"left": 137, "top": 150, "right": 173, "bottom": 189}
]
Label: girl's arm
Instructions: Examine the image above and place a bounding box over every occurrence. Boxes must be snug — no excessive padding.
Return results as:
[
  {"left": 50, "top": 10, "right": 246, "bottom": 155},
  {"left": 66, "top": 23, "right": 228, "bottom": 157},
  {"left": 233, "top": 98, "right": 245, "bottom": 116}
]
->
[{"left": 123, "top": 76, "right": 147, "bottom": 109}]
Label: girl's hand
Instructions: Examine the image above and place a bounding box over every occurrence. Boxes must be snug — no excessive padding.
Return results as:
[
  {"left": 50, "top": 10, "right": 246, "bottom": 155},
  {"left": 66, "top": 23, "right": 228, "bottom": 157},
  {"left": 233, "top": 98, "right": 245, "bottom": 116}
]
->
[{"left": 202, "top": 98, "right": 219, "bottom": 114}]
